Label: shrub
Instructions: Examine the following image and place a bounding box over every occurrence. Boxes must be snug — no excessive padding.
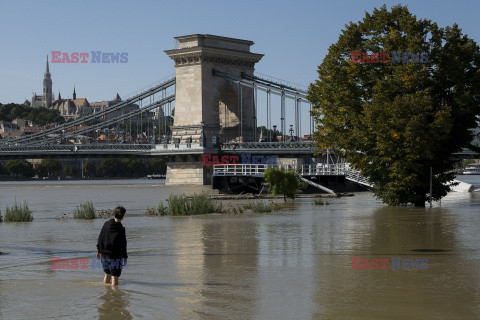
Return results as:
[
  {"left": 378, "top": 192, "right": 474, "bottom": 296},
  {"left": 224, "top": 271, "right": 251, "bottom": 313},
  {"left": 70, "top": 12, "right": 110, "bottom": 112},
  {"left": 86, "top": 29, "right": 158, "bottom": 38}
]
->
[
  {"left": 157, "top": 202, "right": 167, "bottom": 216},
  {"left": 264, "top": 167, "right": 307, "bottom": 201},
  {"left": 159, "top": 193, "right": 220, "bottom": 216},
  {"left": 73, "top": 201, "right": 96, "bottom": 219},
  {"left": 4, "top": 201, "right": 33, "bottom": 222}
]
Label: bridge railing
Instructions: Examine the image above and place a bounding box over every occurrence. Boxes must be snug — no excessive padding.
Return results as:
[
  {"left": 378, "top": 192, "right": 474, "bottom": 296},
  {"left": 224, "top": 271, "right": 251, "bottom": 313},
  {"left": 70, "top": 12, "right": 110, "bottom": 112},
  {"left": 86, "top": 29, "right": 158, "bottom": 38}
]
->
[
  {"left": 287, "top": 163, "right": 346, "bottom": 176},
  {"left": 213, "top": 164, "right": 272, "bottom": 177},
  {"left": 344, "top": 168, "right": 374, "bottom": 187},
  {"left": 213, "top": 163, "right": 348, "bottom": 177},
  {"left": 221, "top": 141, "right": 315, "bottom": 150}
]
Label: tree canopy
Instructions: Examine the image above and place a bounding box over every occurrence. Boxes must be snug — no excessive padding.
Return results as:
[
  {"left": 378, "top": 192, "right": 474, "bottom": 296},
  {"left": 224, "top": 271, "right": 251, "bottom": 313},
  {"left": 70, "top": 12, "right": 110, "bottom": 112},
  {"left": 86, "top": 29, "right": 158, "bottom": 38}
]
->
[
  {"left": 264, "top": 167, "right": 306, "bottom": 201},
  {"left": 0, "top": 103, "right": 64, "bottom": 126},
  {"left": 307, "top": 5, "right": 480, "bottom": 206}
]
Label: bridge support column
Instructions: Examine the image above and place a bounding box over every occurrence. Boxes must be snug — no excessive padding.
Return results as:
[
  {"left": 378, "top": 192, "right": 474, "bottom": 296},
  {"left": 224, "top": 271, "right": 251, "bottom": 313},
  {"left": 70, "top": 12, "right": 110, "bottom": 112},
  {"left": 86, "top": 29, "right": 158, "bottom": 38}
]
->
[
  {"left": 165, "top": 155, "right": 212, "bottom": 185},
  {"left": 165, "top": 34, "right": 263, "bottom": 145}
]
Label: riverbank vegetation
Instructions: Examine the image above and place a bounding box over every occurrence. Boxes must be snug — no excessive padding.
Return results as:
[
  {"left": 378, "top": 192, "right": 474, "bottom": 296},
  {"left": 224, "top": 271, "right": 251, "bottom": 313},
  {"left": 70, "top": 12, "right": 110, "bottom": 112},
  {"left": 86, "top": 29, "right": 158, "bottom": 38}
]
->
[
  {"left": 73, "top": 201, "right": 96, "bottom": 219},
  {"left": 4, "top": 201, "right": 33, "bottom": 222},
  {"left": 0, "top": 157, "right": 166, "bottom": 179}
]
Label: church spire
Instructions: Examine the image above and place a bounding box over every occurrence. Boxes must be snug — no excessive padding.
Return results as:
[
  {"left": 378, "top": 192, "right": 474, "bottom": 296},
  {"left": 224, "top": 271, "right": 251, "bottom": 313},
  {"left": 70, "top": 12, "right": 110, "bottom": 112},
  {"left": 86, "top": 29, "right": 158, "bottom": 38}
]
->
[
  {"left": 43, "top": 55, "right": 52, "bottom": 108},
  {"left": 58, "top": 91, "right": 61, "bottom": 100},
  {"left": 73, "top": 86, "right": 76, "bottom": 100}
]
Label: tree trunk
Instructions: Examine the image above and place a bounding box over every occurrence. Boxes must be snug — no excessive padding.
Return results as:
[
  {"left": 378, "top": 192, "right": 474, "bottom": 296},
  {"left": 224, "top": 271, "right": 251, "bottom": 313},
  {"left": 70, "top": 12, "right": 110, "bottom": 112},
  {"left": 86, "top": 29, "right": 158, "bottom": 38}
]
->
[{"left": 414, "top": 199, "right": 426, "bottom": 207}]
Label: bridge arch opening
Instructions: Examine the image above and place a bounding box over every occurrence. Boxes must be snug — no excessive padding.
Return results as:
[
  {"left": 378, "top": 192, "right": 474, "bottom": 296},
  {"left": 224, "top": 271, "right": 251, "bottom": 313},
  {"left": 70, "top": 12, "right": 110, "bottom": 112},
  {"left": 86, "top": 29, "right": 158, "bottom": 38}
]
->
[{"left": 218, "top": 86, "right": 240, "bottom": 143}]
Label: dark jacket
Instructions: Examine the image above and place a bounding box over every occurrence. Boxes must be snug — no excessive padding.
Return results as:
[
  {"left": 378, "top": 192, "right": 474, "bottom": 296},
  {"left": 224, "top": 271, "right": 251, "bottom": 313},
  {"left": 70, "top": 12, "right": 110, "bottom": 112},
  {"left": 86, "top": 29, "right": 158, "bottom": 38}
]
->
[{"left": 97, "top": 219, "right": 128, "bottom": 258}]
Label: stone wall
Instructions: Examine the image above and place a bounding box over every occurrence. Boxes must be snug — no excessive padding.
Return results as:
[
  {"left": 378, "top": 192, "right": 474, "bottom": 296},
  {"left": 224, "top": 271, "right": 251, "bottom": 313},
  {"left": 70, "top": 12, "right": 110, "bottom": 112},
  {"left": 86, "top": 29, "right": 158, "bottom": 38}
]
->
[{"left": 165, "top": 158, "right": 212, "bottom": 185}]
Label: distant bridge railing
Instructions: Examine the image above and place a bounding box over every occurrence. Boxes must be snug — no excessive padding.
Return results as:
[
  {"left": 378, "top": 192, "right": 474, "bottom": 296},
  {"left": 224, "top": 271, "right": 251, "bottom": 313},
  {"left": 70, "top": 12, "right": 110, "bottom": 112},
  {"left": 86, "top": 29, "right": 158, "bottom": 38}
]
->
[
  {"left": 221, "top": 141, "right": 314, "bottom": 150},
  {"left": 0, "top": 144, "right": 154, "bottom": 153},
  {"left": 221, "top": 141, "right": 317, "bottom": 154}
]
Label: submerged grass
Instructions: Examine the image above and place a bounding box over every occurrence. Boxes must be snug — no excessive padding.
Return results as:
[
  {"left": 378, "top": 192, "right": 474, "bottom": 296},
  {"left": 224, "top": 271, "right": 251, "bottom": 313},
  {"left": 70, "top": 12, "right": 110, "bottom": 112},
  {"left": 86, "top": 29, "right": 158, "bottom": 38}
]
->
[
  {"left": 145, "top": 207, "right": 158, "bottom": 216},
  {"left": 97, "top": 209, "right": 114, "bottom": 219},
  {"left": 158, "top": 193, "right": 221, "bottom": 216},
  {"left": 313, "top": 198, "right": 330, "bottom": 206},
  {"left": 73, "top": 201, "right": 96, "bottom": 219},
  {"left": 243, "top": 201, "right": 279, "bottom": 213},
  {"left": 4, "top": 201, "right": 33, "bottom": 222}
]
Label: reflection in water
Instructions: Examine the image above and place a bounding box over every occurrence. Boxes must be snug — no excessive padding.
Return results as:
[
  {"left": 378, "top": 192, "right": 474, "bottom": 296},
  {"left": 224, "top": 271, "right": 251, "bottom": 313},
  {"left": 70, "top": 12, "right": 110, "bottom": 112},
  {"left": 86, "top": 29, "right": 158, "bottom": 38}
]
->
[
  {"left": 313, "top": 206, "right": 480, "bottom": 319},
  {"left": 98, "top": 286, "right": 132, "bottom": 320},
  {"left": 172, "top": 218, "right": 206, "bottom": 318},
  {"left": 172, "top": 217, "right": 259, "bottom": 319},
  {"left": 200, "top": 218, "right": 259, "bottom": 319}
]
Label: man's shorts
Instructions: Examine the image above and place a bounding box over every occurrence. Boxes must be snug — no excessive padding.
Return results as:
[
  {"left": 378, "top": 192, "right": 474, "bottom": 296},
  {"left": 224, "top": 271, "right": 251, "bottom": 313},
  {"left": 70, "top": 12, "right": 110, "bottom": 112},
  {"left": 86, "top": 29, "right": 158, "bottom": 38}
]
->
[{"left": 101, "top": 256, "right": 126, "bottom": 277}]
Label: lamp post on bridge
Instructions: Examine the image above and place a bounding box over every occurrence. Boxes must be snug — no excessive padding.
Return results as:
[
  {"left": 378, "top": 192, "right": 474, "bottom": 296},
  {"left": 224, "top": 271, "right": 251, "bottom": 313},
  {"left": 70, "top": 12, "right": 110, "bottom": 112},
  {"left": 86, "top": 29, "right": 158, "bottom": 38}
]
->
[
  {"left": 289, "top": 125, "right": 294, "bottom": 142},
  {"left": 273, "top": 125, "right": 277, "bottom": 142}
]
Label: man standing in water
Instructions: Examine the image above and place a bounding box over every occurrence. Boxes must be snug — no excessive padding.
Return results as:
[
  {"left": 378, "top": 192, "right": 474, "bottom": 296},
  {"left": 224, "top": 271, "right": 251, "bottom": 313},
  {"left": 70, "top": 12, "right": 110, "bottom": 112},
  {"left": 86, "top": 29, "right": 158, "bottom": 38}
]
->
[{"left": 96, "top": 206, "right": 128, "bottom": 286}]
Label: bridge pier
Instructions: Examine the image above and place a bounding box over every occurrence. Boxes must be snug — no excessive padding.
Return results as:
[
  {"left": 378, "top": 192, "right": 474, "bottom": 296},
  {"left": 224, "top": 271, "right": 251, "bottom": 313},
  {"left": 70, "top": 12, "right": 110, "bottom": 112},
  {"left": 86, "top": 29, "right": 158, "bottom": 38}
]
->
[
  {"left": 165, "top": 154, "right": 212, "bottom": 185},
  {"left": 163, "top": 34, "right": 263, "bottom": 185}
]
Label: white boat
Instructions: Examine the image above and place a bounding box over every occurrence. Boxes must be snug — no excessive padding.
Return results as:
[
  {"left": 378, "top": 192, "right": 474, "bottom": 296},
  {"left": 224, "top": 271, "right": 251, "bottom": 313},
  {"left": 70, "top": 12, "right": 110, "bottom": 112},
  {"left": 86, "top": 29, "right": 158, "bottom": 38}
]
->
[{"left": 463, "top": 163, "right": 480, "bottom": 175}]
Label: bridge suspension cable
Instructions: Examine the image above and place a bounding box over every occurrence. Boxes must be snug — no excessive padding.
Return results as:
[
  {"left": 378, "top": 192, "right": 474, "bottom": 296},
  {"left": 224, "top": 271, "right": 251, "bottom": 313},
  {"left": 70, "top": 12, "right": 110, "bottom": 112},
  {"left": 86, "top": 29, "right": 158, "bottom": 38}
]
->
[
  {"left": 212, "top": 70, "right": 309, "bottom": 102},
  {"left": 20, "top": 95, "right": 175, "bottom": 146},
  {"left": 1, "top": 77, "right": 175, "bottom": 146}
]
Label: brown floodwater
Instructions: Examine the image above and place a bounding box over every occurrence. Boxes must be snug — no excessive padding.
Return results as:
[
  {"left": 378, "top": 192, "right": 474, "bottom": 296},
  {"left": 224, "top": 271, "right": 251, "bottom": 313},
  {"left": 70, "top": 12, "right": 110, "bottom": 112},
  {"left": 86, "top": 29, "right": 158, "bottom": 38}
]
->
[{"left": 1, "top": 178, "right": 480, "bottom": 319}]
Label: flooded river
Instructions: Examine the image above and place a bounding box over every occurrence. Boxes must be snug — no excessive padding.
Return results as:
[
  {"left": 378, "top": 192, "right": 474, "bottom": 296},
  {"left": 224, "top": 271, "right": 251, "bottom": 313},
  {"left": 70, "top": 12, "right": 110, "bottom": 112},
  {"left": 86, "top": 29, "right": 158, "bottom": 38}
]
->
[{"left": 1, "top": 177, "right": 480, "bottom": 319}]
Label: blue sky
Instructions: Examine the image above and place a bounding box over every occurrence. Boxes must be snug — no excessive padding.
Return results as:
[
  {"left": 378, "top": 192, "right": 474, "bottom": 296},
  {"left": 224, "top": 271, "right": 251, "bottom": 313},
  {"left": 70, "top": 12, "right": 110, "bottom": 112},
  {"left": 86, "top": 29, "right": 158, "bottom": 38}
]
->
[{"left": 0, "top": 0, "right": 479, "bottom": 132}]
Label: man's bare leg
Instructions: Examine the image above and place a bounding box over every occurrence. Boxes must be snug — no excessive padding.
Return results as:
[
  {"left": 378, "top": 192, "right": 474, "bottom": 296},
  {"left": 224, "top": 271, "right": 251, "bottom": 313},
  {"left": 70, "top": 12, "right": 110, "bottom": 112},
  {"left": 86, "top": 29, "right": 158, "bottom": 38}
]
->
[
  {"left": 111, "top": 276, "right": 119, "bottom": 286},
  {"left": 103, "top": 274, "right": 111, "bottom": 284}
]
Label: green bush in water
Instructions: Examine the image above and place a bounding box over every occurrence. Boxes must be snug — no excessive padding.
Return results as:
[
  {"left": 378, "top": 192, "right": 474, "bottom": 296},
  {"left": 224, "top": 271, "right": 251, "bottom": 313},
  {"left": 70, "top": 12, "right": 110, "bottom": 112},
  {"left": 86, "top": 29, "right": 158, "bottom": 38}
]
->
[
  {"left": 159, "top": 193, "right": 220, "bottom": 215},
  {"left": 4, "top": 201, "right": 33, "bottom": 222},
  {"left": 73, "top": 201, "right": 96, "bottom": 219}
]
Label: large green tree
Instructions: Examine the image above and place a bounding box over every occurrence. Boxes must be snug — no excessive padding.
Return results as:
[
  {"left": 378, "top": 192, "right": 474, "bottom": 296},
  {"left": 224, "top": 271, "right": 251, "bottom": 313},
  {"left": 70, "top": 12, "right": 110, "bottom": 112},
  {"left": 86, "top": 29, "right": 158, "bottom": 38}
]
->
[{"left": 308, "top": 5, "right": 480, "bottom": 206}]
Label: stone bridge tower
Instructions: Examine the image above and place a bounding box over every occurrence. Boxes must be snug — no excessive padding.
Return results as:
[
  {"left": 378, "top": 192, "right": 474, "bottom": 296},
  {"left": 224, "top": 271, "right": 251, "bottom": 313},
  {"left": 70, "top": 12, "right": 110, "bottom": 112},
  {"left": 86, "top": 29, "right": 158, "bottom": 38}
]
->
[
  {"left": 164, "top": 34, "right": 263, "bottom": 185},
  {"left": 165, "top": 34, "right": 263, "bottom": 145}
]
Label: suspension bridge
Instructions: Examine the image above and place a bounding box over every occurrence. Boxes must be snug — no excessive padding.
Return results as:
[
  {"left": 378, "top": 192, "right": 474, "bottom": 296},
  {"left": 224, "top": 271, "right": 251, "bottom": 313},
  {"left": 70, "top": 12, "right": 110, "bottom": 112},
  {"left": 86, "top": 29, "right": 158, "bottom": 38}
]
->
[{"left": 0, "top": 34, "right": 473, "bottom": 189}]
